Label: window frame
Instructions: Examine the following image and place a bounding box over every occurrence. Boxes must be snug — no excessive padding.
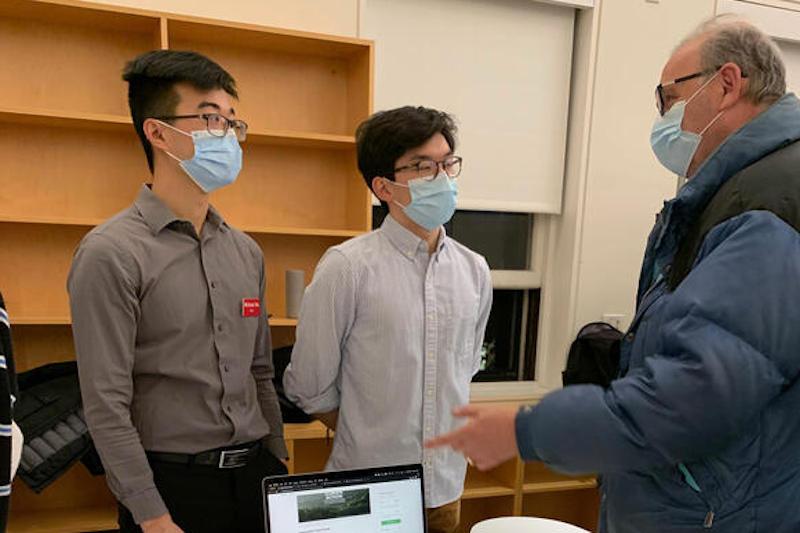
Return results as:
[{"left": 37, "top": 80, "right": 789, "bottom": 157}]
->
[{"left": 471, "top": 213, "right": 549, "bottom": 400}]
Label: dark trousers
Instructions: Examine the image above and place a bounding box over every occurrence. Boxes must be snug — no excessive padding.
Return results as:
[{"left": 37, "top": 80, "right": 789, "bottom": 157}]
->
[{"left": 118, "top": 446, "right": 287, "bottom": 533}]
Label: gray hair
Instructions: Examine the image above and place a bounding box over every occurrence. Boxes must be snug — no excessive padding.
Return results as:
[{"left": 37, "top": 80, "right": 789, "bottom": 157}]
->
[{"left": 681, "top": 14, "right": 786, "bottom": 104}]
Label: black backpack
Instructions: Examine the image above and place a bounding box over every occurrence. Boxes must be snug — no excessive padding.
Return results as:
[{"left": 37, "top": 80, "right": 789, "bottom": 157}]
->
[{"left": 562, "top": 322, "right": 622, "bottom": 388}]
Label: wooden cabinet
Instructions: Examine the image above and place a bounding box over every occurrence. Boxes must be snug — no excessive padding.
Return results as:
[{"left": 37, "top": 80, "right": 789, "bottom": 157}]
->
[
  {"left": 456, "top": 448, "right": 599, "bottom": 532},
  {"left": 0, "top": 0, "right": 371, "bottom": 530}
]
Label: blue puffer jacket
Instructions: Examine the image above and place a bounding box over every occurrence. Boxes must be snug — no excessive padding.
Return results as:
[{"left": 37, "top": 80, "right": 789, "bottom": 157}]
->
[{"left": 516, "top": 93, "right": 800, "bottom": 533}]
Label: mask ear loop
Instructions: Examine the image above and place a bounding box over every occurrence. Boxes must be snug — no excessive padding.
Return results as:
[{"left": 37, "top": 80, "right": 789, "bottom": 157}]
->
[
  {"left": 685, "top": 70, "right": 720, "bottom": 106},
  {"left": 154, "top": 119, "right": 192, "bottom": 163},
  {"left": 684, "top": 70, "right": 725, "bottom": 137},
  {"left": 699, "top": 110, "right": 724, "bottom": 136},
  {"left": 378, "top": 177, "right": 411, "bottom": 209}
]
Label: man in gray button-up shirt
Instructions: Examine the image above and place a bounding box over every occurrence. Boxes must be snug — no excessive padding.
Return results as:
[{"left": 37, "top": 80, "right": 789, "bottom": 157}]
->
[
  {"left": 68, "top": 51, "right": 286, "bottom": 533},
  {"left": 285, "top": 107, "right": 492, "bottom": 533}
]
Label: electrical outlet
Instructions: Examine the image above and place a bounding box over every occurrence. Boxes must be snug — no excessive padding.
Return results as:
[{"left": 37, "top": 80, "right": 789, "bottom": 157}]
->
[{"left": 602, "top": 313, "right": 626, "bottom": 331}]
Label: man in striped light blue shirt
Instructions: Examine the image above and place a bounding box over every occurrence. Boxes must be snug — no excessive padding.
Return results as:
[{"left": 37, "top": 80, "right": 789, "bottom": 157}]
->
[{"left": 284, "top": 106, "right": 492, "bottom": 533}]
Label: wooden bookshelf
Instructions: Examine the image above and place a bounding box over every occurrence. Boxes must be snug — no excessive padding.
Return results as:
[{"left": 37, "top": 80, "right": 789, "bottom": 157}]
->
[
  {"left": 0, "top": 105, "right": 358, "bottom": 150},
  {"left": 1, "top": 1, "right": 372, "bottom": 531}
]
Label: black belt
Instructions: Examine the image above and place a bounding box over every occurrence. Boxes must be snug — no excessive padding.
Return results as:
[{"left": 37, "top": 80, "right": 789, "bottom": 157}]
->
[{"left": 147, "top": 440, "right": 261, "bottom": 469}]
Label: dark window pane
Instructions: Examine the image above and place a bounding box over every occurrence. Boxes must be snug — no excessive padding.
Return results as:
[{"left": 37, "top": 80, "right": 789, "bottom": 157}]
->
[
  {"left": 447, "top": 211, "right": 532, "bottom": 270},
  {"left": 372, "top": 207, "right": 533, "bottom": 270},
  {"left": 474, "top": 290, "right": 522, "bottom": 382},
  {"left": 473, "top": 288, "right": 540, "bottom": 382}
]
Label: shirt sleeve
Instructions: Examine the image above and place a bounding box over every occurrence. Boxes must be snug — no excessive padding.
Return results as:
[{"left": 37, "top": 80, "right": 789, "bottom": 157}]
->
[
  {"left": 283, "top": 249, "right": 356, "bottom": 414},
  {"left": 473, "top": 257, "right": 493, "bottom": 376},
  {"left": 68, "top": 234, "right": 167, "bottom": 523},
  {"left": 250, "top": 252, "right": 288, "bottom": 459}
]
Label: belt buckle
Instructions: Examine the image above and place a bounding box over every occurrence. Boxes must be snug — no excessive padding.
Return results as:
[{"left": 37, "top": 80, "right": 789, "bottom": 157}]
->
[{"left": 218, "top": 448, "right": 250, "bottom": 469}]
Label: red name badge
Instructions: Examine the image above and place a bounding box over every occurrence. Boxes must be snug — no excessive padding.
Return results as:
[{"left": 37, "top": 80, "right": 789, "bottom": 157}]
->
[{"left": 241, "top": 298, "right": 261, "bottom": 317}]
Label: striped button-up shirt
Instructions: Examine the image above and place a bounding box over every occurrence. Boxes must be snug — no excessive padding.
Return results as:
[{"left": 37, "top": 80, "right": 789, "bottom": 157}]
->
[{"left": 284, "top": 215, "right": 492, "bottom": 507}]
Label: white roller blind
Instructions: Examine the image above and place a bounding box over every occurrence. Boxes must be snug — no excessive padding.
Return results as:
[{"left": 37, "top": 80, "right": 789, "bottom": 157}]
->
[
  {"left": 779, "top": 41, "right": 800, "bottom": 95},
  {"left": 360, "top": 0, "right": 575, "bottom": 213}
]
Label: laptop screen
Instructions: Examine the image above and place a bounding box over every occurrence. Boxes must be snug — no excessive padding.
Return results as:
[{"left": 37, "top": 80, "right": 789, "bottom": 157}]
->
[{"left": 263, "top": 464, "right": 426, "bottom": 533}]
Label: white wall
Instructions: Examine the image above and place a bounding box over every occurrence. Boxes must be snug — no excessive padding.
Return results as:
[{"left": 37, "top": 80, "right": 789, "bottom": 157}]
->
[
  {"left": 781, "top": 41, "right": 800, "bottom": 93},
  {"left": 536, "top": 0, "right": 716, "bottom": 387},
  {"left": 573, "top": 0, "right": 716, "bottom": 329},
  {"left": 82, "top": 0, "right": 359, "bottom": 36}
]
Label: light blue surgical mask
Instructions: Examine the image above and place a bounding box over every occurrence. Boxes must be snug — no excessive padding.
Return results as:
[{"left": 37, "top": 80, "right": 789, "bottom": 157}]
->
[
  {"left": 391, "top": 172, "right": 458, "bottom": 230},
  {"left": 160, "top": 121, "right": 243, "bottom": 193},
  {"left": 650, "top": 72, "right": 723, "bottom": 177}
]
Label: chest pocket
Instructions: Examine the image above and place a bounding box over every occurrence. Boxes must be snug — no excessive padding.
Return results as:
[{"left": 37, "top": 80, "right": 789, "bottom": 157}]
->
[{"left": 442, "top": 284, "right": 480, "bottom": 372}]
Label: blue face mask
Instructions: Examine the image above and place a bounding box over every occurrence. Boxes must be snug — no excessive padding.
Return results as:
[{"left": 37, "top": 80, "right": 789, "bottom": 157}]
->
[
  {"left": 650, "top": 73, "right": 723, "bottom": 177},
  {"left": 161, "top": 122, "right": 243, "bottom": 193},
  {"left": 391, "top": 172, "right": 458, "bottom": 231}
]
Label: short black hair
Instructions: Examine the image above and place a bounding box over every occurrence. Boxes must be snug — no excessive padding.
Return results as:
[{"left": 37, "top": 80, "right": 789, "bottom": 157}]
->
[
  {"left": 122, "top": 50, "right": 238, "bottom": 173},
  {"left": 355, "top": 106, "right": 457, "bottom": 195}
]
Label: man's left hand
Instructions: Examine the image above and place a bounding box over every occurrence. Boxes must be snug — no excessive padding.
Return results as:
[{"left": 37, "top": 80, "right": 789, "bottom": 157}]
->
[{"left": 424, "top": 404, "right": 521, "bottom": 471}]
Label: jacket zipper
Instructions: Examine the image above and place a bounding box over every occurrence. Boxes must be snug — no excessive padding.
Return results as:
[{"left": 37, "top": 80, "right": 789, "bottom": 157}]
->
[{"left": 679, "top": 463, "right": 715, "bottom": 528}]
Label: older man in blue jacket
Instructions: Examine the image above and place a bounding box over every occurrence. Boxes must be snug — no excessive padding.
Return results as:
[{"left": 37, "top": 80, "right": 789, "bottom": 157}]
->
[{"left": 427, "top": 15, "right": 800, "bottom": 533}]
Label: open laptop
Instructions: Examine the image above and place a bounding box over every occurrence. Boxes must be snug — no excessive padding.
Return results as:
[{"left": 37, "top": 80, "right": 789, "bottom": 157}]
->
[{"left": 263, "top": 464, "right": 427, "bottom": 533}]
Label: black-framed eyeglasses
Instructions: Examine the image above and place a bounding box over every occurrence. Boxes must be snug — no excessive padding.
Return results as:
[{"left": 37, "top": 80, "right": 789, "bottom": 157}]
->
[
  {"left": 654, "top": 69, "right": 716, "bottom": 116},
  {"left": 393, "top": 156, "right": 463, "bottom": 181},
  {"left": 655, "top": 65, "right": 748, "bottom": 116},
  {"left": 153, "top": 113, "right": 248, "bottom": 142}
]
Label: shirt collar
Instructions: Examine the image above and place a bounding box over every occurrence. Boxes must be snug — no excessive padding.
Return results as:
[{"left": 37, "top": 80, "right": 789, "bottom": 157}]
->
[
  {"left": 380, "top": 214, "right": 447, "bottom": 260},
  {"left": 134, "top": 184, "right": 228, "bottom": 236}
]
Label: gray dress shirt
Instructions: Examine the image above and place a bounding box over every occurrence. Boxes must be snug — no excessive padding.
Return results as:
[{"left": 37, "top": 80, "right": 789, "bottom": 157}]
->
[
  {"left": 68, "top": 185, "right": 287, "bottom": 523},
  {"left": 284, "top": 215, "right": 492, "bottom": 508}
]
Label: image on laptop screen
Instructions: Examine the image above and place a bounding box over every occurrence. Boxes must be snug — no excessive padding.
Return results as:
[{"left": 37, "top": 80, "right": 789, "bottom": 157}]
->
[{"left": 263, "top": 464, "right": 426, "bottom": 533}]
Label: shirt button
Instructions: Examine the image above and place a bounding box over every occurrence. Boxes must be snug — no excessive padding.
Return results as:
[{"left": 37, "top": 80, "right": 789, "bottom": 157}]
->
[
  {"left": 210, "top": 281, "right": 217, "bottom": 289},
  {"left": 223, "top": 365, "right": 230, "bottom": 373},
  {"left": 224, "top": 404, "right": 232, "bottom": 413},
  {"left": 625, "top": 332, "right": 635, "bottom": 341},
  {"left": 217, "top": 324, "right": 223, "bottom": 332}
]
